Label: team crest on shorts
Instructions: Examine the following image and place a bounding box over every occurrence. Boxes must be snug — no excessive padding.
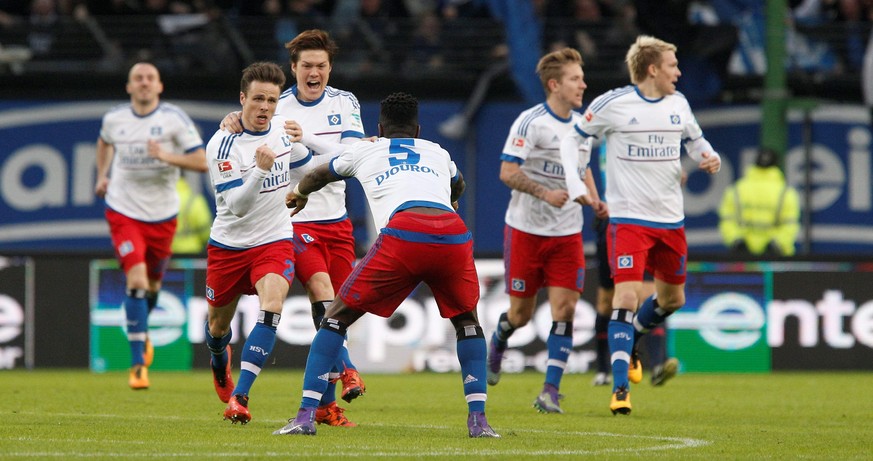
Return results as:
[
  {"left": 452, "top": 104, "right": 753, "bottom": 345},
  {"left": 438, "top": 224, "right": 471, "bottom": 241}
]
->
[
  {"left": 511, "top": 278, "right": 526, "bottom": 292},
  {"left": 300, "top": 233, "right": 314, "bottom": 243},
  {"left": 205, "top": 286, "right": 215, "bottom": 301},
  {"left": 617, "top": 255, "right": 633, "bottom": 269},
  {"left": 118, "top": 240, "right": 134, "bottom": 257}
]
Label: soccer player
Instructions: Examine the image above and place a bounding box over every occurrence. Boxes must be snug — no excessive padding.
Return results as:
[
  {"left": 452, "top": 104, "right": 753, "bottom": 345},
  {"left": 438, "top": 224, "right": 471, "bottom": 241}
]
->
[
  {"left": 590, "top": 145, "right": 679, "bottom": 388},
  {"left": 559, "top": 35, "right": 721, "bottom": 415},
  {"left": 203, "top": 61, "right": 315, "bottom": 425},
  {"left": 95, "top": 62, "right": 207, "bottom": 390},
  {"left": 221, "top": 30, "right": 365, "bottom": 426},
  {"left": 273, "top": 92, "right": 499, "bottom": 438},
  {"left": 485, "top": 48, "right": 605, "bottom": 414}
]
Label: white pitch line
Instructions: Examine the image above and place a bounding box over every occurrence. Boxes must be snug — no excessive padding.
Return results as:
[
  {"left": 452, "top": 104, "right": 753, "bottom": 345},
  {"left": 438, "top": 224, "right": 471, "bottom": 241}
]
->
[{"left": 4, "top": 413, "right": 711, "bottom": 457}]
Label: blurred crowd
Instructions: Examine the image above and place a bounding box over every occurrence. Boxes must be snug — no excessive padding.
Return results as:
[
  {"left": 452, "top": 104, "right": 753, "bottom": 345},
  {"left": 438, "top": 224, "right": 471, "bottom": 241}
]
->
[{"left": 1, "top": 0, "right": 871, "bottom": 101}]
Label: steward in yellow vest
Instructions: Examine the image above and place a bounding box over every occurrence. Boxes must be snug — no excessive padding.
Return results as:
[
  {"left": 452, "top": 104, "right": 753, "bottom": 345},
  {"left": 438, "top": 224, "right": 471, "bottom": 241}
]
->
[
  {"left": 172, "top": 177, "right": 213, "bottom": 255},
  {"left": 718, "top": 148, "right": 800, "bottom": 256}
]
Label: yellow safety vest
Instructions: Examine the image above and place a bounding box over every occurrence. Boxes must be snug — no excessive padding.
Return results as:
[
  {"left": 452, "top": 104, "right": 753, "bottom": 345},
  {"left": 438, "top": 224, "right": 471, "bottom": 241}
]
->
[
  {"left": 718, "top": 166, "right": 800, "bottom": 256},
  {"left": 172, "top": 178, "right": 213, "bottom": 255}
]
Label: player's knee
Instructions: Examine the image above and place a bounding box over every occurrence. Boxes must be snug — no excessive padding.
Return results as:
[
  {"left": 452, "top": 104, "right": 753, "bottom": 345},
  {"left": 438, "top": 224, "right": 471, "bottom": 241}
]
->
[
  {"left": 656, "top": 286, "right": 685, "bottom": 311},
  {"left": 613, "top": 290, "right": 639, "bottom": 311},
  {"left": 305, "top": 274, "right": 334, "bottom": 299}
]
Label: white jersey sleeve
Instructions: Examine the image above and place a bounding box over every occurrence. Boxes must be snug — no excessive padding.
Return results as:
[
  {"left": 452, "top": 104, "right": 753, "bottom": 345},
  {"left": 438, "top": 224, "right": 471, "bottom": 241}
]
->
[
  {"left": 100, "top": 102, "right": 205, "bottom": 222},
  {"left": 328, "top": 137, "right": 456, "bottom": 230},
  {"left": 276, "top": 85, "right": 365, "bottom": 223},
  {"left": 501, "top": 103, "right": 589, "bottom": 237},
  {"left": 207, "top": 115, "right": 313, "bottom": 249}
]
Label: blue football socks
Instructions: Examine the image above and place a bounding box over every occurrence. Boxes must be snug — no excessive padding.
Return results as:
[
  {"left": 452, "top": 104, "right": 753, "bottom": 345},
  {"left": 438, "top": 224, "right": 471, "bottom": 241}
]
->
[
  {"left": 205, "top": 322, "right": 232, "bottom": 371},
  {"left": 124, "top": 289, "right": 148, "bottom": 366},
  {"left": 609, "top": 309, "right": 635, "bottom": 390},
  {"left": 456, "top": 325, "right": 487, "bottom": 413},
  {"left": 544, "top": 321, "right": 572, "bottom": 389},
  {"left": 301, "top": 319, "right": 347, "bottom": 409},
  {"left": 233, "top": 311, "right": 279, "bottom": 397}
]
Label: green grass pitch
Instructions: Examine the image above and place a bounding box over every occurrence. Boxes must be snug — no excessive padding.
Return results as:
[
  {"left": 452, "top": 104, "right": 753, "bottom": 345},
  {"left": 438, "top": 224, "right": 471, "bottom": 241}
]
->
[{"left": 2, "top": 369, "right": 870, "bottom": 460}]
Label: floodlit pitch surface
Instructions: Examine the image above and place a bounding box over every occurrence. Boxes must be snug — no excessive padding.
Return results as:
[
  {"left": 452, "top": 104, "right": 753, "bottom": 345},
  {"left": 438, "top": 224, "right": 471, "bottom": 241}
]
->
[{"left": 2, "top": 370, "right": 869, "bottom": 459}]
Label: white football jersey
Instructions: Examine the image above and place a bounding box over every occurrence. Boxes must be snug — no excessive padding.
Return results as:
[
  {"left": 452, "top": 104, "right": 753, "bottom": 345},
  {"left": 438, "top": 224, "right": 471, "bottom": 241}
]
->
[
  {"left": 99, "top": 102, "right": 204, "bottom": 221},
  {"left": 277, "top": 85, "right": 365, "bottom": 223},
  {"left": 329, "top": 137, "right": 458, "bottom": 230},
  {"left": 575, "top": 86, "right": 704, "bottom": 225},
  {"left": 206, "top": 116, "right": 312, "bottom": 249},
  {"left": 501, "top": 103, "right": 591, "bottom": 237}
]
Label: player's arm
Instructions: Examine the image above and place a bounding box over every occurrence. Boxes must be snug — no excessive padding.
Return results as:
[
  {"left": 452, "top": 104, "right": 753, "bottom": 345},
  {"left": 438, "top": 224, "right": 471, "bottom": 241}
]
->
[
  {"left": 148, "top": 142, "right": 207, "bottom": 172},
  {"left": 300, "top": 131, "right": 364, "bottom": 156},
  {"left": 682, "top": 112, "right": 721, "bottom": 174},
  {"left": 451, "top": 169, "right": 466, "bottom": 210},
  {"left": 219, "top": 111, "right": 243, "bottom": 133},
  {"left": 95, "top": 137, "right": 114, "bottom": 198},
  {"left": 286, "top": 161, "right": 342, "bottom": 216},
  {"left": 583, "top": 167, "right": 608, "bottom": 218},
  {"left": 500, "top": 160, "right": 569, "bottom": 208},
  {"left": 684, "top": 136, "right": 721, "bottom": 174},
  {"left": 219, "top": 144, "right": 276, "bottom": 217},
  {"left": 559, "top": 128, "right": 591, "bottom": 203}
]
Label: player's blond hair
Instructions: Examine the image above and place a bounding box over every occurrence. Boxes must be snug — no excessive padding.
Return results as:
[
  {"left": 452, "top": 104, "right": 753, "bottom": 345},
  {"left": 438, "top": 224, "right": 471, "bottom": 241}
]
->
[
  {"left": 536, "top": 48, "right": 583, "bottom": 94},
  {"left": 625, "top": 35, "right": 677, "bottom": 84}
]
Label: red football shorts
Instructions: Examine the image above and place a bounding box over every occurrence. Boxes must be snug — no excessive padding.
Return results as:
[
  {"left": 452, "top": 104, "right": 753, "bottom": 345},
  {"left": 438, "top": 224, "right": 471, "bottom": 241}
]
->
[
  {"left": 338, "top": 212, "right": 479, "bottom": 319},
  {"left": 607, "top": 222, "right": 687, "bottom": 285},
  {"left": 503, "top": 225, "right": 585, "bottom": 297},
  {"left": 205, "top": 239, "right": 295, "bottom": 307},
  {"left": 105, "top": 208, "right": 175, "bottom": 280},
  {"left": 292, "top": 218, "right": 356, "bottom": 293}
]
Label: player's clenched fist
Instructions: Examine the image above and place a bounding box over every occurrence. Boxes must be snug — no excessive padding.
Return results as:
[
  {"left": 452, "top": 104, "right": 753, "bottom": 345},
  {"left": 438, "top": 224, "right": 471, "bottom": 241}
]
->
[{"left": 255, "top": 144, "right": 276, "bottom": 170}]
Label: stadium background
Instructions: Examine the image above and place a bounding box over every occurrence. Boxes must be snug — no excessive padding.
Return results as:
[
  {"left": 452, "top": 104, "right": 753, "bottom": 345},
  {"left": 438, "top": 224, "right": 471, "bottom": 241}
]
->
[{"left": 1, "top": 0, "right": 872, "bottom": 373}]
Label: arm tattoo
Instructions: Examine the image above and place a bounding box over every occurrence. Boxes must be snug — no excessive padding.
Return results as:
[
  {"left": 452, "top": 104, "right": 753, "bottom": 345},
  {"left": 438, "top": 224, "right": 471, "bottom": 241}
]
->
[{"left": 504, "top": 170, "right": 545, "bottom": 200}]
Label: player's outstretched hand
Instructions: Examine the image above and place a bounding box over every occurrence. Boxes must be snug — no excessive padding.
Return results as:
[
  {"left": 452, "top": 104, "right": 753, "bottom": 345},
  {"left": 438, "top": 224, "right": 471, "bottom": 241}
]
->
[{"left": 285, "top": 186, "right": 309, "bottom": 217}]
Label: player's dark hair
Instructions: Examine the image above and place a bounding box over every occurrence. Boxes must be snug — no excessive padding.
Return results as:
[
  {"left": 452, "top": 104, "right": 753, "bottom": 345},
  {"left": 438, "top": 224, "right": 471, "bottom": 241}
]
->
[
  {"left": 379, "top": 92, "right": 419, "bottom": 138},
  {"left": 240, "top": 61, "right": 286, "bottom": 93},
  {"left": 285, "top": 29, "right": 338, "bottom": 69}
]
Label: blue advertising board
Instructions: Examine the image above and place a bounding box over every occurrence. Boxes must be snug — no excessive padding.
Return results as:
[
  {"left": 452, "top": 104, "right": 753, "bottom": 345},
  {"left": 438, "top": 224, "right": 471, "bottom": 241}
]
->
[{"left": 1, "top": 101, "right": 871, "bottom": 254}]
